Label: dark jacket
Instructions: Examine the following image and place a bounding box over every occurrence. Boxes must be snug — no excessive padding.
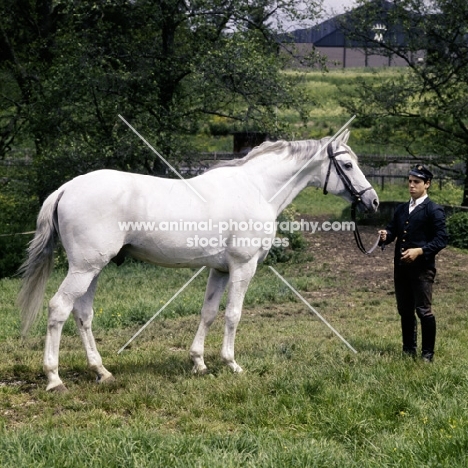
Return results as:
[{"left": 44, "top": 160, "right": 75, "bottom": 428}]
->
[{"left": 383, "top": 197, "right": 448, "bottom": 269}]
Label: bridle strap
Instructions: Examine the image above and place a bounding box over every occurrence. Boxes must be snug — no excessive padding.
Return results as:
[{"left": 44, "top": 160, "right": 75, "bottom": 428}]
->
[
  {"left": 351, "top": 203, "right": 382, "bottom": 255},
  {"left": 323, "top": 142, "right": 380, "bottom": 255},
  {"left": 323, "top": 143, "right": 373, "bottom": 202}
]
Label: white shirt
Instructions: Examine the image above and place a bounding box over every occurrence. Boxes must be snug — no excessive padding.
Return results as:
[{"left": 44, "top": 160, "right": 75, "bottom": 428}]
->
[{"left": 409, "top": 194, "right": 428, "bottom": 213}]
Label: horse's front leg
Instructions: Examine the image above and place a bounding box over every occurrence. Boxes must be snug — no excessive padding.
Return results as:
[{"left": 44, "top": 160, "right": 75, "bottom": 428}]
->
[
  {"left": 221, "top": 260, "right": 257, "bottom": 373},
  {"left": 190, "top": 268, "right": 229, "bottom": 374}
]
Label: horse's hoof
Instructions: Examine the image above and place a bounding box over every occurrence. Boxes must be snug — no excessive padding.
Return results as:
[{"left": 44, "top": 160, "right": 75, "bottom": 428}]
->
[
  {"left": 192, "top": 365, "right": 208, "bottom": 375},
  {"left": 47, "top": 383, "right": 68, "bottom": 393},
  {"left": 230, "top": 363, "right": 244, "bottom": 373},
  {"left": 97, "top": 374, "right": 116, "bottom": 384}
]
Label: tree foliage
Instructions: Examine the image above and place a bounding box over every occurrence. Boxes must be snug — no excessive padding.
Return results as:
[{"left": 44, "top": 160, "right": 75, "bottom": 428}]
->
[
  {"left": 446, "top": 211, "right": 468, "bottom": 249},
  {"left": 339, "top": 0, "right": 468, "bottom": 206},
  {"left": 0, "top": 0, "right": 324, "bottom": 277},
  {"left": 0, "top": 0, "right": 323, "bottom": 201}
]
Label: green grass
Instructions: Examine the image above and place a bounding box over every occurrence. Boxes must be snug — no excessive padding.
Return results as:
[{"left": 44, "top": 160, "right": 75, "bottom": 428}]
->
[
  {"left": 1, "top": 64, "right": 466, "bottom": 465},
  {"left": 1, "top": 182, "right": 468, "bottom": 466},
  {"left": 2, "top": 262, "right": 468, "bottom": 467},
  {"left": 191, "top": 67, "right": 409, "bottom": 153},
  {"left": 301, "top": 66, "right": 462, "bottom": 158}
]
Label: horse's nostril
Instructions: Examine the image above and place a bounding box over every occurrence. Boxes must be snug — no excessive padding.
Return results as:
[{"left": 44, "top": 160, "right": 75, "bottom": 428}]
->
[{"left": 373, "top": 198, "right": 379, "bottom": 207}]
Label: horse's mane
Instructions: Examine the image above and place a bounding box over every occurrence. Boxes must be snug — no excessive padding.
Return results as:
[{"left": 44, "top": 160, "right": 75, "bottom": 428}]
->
[{"left": 207, "top": 139, "right": 325, "bottom": 171}]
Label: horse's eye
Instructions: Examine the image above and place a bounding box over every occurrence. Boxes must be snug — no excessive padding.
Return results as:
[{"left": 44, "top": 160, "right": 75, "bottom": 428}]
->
[{"left": 344, "top": 162, "right": 353, "bottom": 169}]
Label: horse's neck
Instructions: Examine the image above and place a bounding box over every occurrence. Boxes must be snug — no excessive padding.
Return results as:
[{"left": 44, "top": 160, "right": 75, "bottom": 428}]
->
[{"left": 244, "top": 149, "right": 325, "bottom": 215}]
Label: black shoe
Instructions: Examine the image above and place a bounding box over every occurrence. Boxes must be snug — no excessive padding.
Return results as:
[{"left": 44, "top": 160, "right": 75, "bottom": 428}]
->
[
  {"left": 422, "top": 352, "right": 434, "bottom": 363},
  {"left": 403, "top": 347, "right": 416, "bottom": 358}
]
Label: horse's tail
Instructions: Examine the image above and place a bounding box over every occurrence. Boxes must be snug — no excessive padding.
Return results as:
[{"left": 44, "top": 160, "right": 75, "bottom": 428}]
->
[{"left": 17, "top": 189, "right": 64, "bottom": 336}]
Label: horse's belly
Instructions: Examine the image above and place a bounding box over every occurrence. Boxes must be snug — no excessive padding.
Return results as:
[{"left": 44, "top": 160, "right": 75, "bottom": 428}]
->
[
  {"left": 124, "top": 243, "right": 230, "bottom": 271},
  {"left": 124, "top": 230, "right": 269, "bottom": 271}
]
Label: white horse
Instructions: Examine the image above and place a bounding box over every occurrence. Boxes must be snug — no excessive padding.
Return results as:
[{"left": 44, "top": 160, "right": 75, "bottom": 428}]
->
[{"left": 18, "top": 130, "right": 378, "bottom": 391}]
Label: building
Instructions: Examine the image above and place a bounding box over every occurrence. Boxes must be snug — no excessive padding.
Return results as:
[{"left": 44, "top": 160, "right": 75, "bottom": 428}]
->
[{"left": 284, "top": 0, "right": 415, "bottom": 68}]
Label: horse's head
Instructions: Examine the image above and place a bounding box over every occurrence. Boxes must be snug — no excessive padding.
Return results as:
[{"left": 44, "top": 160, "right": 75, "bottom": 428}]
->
[{"left": 320, "top": 130, "right": 379, "bottom": 213}]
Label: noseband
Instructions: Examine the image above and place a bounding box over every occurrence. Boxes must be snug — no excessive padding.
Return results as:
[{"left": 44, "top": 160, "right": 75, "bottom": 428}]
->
[{"left": 323, "top": 142, "right": 380, "bottom": 255}]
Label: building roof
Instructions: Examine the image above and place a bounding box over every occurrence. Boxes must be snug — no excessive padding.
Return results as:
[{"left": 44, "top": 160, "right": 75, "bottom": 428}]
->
[{"left": 284, "top": 0, "right": 404, "bottom": 47}]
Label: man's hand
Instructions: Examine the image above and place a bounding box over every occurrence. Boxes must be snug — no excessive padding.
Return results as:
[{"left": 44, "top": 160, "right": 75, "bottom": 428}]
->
[
  {"left": 378, "top": 230, "right": 387, "bottom": 242},
  {"left": 401, "top": 248, "right": 423, "bottom": 263}
]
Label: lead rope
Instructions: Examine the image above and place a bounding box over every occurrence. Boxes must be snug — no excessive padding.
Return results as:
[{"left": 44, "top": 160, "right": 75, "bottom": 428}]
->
[
  {"left": 324, "top": 142, "right": 382, "bottom": 255},
  {"left": 351, "top": 203, "right": 383, "bottom": 255}
]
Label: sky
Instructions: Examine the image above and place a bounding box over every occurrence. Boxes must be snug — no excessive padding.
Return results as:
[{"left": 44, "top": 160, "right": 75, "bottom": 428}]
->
[
  {"left": 269, "top": 0, "right": 362, "bottom": 32},
  {"left": 323, "top": 0, "right": 357, "bottom": 14},
  {"left": 279, "top": 0, "right": 358, "bottom": 31}
]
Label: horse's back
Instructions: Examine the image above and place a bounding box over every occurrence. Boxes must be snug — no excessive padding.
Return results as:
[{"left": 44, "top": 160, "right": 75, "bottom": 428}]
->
[{"left": 58, "top": 169, "right": 182, "bottom": 215}]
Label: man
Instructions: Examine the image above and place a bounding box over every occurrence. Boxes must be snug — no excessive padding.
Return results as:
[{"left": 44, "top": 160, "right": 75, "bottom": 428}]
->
[{"left": 378, "top": 165, "right": 448, "bottom": 362}]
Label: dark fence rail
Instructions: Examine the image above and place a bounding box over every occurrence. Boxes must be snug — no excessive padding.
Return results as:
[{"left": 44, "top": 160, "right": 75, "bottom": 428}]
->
[
  {"left": 1, "top": 153, "right": 466, "bottom": 184},
  {"left": 365, "top": 174, "right": 466, "bottom": 191}
]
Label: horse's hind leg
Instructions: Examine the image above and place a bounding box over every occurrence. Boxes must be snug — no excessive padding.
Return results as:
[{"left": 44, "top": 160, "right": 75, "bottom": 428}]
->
[
  {"left": 72, "top": 275, "right": 114, "bottom": 385},
  {"left": 44, "top": 271, "right": 98, "bottom": 391},
  {"left": 190, "top": 268, "right": 229, "bottom": 374}
]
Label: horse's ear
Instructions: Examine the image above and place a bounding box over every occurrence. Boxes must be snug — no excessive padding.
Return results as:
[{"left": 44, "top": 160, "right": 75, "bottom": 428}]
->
[
  {"left": 334, "top": 134, "right": 341, "bottom": 146},
  {"left": 341, "top": 129, "right": 350, "bottom": 145}
]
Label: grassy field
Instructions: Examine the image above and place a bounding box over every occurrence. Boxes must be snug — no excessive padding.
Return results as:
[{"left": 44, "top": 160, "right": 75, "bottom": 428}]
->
[
  {"left": 1, "top": 184, "right": 468, "bottom": 467},
  {"left": 197, "top": 67, "right": 406, "bottom": 154}
]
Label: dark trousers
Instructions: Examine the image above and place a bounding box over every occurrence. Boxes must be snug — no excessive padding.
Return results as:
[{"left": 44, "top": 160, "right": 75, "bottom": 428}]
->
[{"left": 394, "top": 266, "right": 436, "bottom": 359}]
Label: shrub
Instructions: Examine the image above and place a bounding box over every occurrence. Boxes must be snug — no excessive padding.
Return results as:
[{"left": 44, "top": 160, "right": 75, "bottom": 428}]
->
[
  {"left": 266, "top": 205, "right": 306, "bottom": 264},
  {"left": 0, "top": 191, "right": 37, "bottom": 278},
  {"left": 0, "top": 234, "right": 30, "bottom": 278},
  {"left": 447, "top": 211, "right": 468, "bottom": 250},
  {"left": 208, "top": 121, "right": 231, "bottom": 137}
]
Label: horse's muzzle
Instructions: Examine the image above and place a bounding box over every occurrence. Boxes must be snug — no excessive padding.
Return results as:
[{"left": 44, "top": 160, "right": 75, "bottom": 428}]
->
[{"left": 358, "top": 189, "right": 379, "bottom": 213}]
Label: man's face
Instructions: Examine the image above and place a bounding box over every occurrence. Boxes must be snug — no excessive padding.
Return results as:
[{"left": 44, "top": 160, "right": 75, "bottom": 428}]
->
[{"left": 408, "top": 175, "right": 430, "bottom": 199}]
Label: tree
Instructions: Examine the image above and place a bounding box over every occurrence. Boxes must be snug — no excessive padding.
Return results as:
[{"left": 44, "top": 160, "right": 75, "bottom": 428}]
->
[
  {"left": 339, "top": 0, "right": 468, "bottom": 206},
  {"left": 0, "top": 0, "right": 324, "bottom": 202}
]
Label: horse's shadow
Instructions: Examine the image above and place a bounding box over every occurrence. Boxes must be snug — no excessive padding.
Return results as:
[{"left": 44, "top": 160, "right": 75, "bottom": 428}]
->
[{"left": 349, "top": 340, "right": 402, "bottom": 359}]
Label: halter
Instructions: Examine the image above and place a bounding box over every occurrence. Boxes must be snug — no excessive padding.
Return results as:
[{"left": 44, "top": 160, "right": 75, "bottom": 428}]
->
[
  {"left": 323, "top": 142, "right": 373, "bottom": 203},
  {"left": 323, "top": 142, "right": 380, "bottom": 255}
]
